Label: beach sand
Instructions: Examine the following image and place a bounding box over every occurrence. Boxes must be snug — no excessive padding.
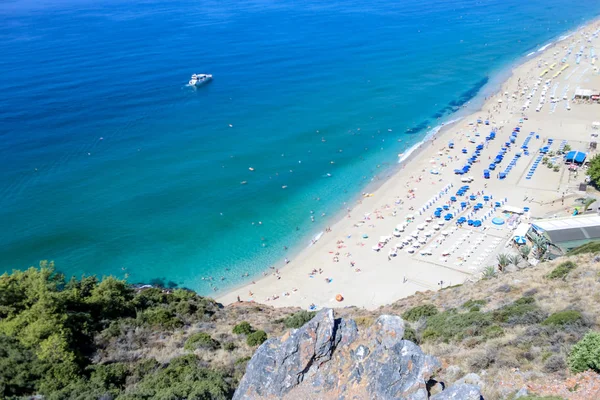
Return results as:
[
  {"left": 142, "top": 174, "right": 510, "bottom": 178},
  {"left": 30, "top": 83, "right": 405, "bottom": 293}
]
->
[{"left": 218, "top": 19, "right": 600, "bottom": 310}]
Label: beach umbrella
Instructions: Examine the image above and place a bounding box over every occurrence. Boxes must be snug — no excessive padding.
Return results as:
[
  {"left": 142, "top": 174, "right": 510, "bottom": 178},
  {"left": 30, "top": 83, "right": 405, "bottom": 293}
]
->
[
  {"left": 514, "top": 236, "right": 526, "bottom": 245},
  {"left": 438, "top": 221, "right": 445, "bottom": 226},
  {"left": 372, "top": 245, "right": 381, "bottom": 251},
  {"left": 406, "top": 214, "right": 414, "bottom": 220},
  {"left": 417, "top": 223, "right": 426, "bottom": 230},
  {"left": 362, "top": 234, "right": 369, "bottom": 239},
  {"left": 410, "top": 231, "right": 419, "bottom": 238},
  {"left": 441, "top": 230, "right": 450, "bottom": 236}
]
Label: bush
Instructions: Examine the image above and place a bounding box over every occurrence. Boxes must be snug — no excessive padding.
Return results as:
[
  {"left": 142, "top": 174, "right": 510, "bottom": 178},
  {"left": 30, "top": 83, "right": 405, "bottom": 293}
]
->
[
  {"left": 542, "top": 310, "right": 583, "bottom": 327},
  {"left": 402, "top": 304, "right": 438, "bottom": 322},
  {"left": 463, "top": 299, "right": 487, "bottom": 312},
  {"left": 492, "top": 297, "right": 545, "bottom": 325},
  {"left": 568, "top": 332, "right": 600, "bottom": 373},
  {"left": 547, "top": 261, "right": 576, "bottom": 280},
  {"left": 184, "top": 332, "right": 220, "bottom": 351},
  {"left": 232, "top": 321, "right": 254, "bottom": 335},
  {"left": 567, "top": 241, "right": 600, "bottom": 255},
  {"left": 138, "top": 307, "right": 183, "bottom": 329},
  {"left": 234, "top": 356, "right": 251, "bottom": 365},
  {"left": 283, "top": 311, "right": 316, "bottom": 329},
  {"left": 421, "top": 310, "right": 492, "bottom": 343},
  {"left": 403, "top": 326, "right": 418, "bottom": 343},
  {"left": 543, "top": 354, "right": 567, "bottom": 373},
  {"left": 223, "top": 342, "right": 236, "bottom": 352},
  {"left": 246, "top": 330, "right": 268, "bottom": 347},
  {"left": 483, "top": 325, "right": 504, "bottom": 340},
  {"left": 354, "top": 316, "right": 375, "bottom": 328}
]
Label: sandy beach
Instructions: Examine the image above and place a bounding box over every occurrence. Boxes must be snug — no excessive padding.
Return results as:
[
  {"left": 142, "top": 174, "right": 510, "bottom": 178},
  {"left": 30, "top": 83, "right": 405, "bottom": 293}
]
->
[{"left": 218, "top": 19, "right": 600, "bottom": 310}]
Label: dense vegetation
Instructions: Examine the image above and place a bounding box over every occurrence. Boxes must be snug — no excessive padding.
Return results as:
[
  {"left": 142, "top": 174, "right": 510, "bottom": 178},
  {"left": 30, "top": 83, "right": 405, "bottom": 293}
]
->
[{"left": 0, "top": 262, "right": 234, "bottom": 399}]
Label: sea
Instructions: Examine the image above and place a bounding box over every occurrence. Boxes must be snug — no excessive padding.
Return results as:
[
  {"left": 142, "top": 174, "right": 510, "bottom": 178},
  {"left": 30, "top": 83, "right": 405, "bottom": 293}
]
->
[{"left": 1, "top": 0, "right": 599, "bottom": 293}]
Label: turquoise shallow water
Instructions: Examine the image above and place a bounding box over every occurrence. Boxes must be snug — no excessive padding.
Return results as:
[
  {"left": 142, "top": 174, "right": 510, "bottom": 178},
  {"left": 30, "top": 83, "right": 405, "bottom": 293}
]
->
[{"left": 1, "top": 0, "right": 599, "bottom": 293}]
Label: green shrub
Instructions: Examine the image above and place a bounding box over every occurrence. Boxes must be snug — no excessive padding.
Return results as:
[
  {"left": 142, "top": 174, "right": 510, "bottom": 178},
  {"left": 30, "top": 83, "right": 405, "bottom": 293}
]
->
[
  {"left": 232, "top": 321, "right": 254, "bottom": 335},
  {"left": 567, "top": 241, "right": 600, "bottom": 255},
  {"left": 246, "top": 330, "right": 268, "bottom": 347},
  {"left": 547, "top": 261, "right": 576, "bottom": 280},
  {"left": 234, "top": 356, "right": 251, "bottom": 365},
  {"left": 138, "top": 307, "right": 183, "bottom": 329},
  {"left": 492, "top": 297, "right": 543, "bottom": 325},
  {"left": 283, "top": 311, "right": 316, "bottom": 329},
  {"left": 463, "top": 299, "right": 487, "bottom": 312},
  {"left": 403, "top": 326, "right": 418, "bottom": 343},
  {"left": 421, "top": 310, "right": 493, "bottom": 343},
  {"left": 542, "top": 310, "right": 583, "bottom": 326},
  {"left": 123, "top": 355, "right": 233, "bottom": 399},
  {"left": 569, "top": 331, "right": 600, "bottom": 373},
  {"left": 354, "top": 316, "right": 375, "bottom": 328},
  {"left": 402, "top": 304, "right": 438, "bottom": 322},
  {"left": 483, "top": 325, "right": 504, "bottom": 340},
  {"left": 184, "top": 332, "right": 220, "bottom": 351},
  {"left": 223, "top": 342, "right": 236, "bottom": 352}
]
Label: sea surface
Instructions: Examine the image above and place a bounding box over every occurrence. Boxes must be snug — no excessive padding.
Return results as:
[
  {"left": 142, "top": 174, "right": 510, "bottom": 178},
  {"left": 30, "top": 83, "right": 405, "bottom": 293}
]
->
[{"left": 1, "top": 0, "right": 599, "bottom": 293}]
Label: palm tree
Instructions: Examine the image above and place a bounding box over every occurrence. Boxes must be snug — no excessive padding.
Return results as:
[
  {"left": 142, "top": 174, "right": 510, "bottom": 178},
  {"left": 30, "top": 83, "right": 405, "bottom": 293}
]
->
[
  {"left": 482, "top": 265, "right": 497, "bottom": 279},
  {"left": 507, "top": 254, "right": 521, "bottom": 266},
  {"left": 496, "top": 253, "right": 510, "bottom": 271},
  {"left": 530, "top": 235, "right": 548, "bottom": 260},
  {"left": 583, "top": 198, "right": 597, "bottom": 212}
]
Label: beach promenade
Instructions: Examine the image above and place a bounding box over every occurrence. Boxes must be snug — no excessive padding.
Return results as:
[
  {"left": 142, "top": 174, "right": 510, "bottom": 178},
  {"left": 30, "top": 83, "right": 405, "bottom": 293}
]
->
[{"left": 218, "top": 20, "right": 600, "bottom": 310}]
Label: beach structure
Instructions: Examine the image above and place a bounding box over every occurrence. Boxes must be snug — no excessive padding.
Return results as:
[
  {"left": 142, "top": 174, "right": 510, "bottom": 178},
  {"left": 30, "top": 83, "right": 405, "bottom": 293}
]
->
[
  {"left": 564, "top": 150, "right": 587, "bottom": 164},
  {"left": 528, "top": 215, "right": 600, "bottom": 254}
]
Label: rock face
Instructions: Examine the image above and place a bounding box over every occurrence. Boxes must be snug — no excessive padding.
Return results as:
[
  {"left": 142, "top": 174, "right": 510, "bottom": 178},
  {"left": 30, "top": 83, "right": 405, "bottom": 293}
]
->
[{"left": 233, "top": 309, "right": 483, "bottom": 400}]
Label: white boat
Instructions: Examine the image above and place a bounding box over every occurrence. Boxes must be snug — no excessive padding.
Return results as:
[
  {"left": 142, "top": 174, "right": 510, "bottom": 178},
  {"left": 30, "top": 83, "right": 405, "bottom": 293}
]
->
[{"left": 189, "top": 73, "right": 213, "bottom": 86}]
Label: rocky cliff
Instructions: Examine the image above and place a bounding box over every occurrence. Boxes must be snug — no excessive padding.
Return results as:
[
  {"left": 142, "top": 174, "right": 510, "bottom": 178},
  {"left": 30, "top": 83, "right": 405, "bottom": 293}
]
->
[{"left": 233, "top": 309, "right": 482, "bottom": 400}]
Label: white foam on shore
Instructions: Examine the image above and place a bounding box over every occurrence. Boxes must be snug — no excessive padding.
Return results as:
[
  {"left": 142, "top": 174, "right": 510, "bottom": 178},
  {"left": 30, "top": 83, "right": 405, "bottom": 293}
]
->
[
  {"left": 526, "top": 52, "right": 536, "bottom": 57},
  {"left": 397, "top": 117, "right": 463, "bottom": 164},
  {"left": 537, "top": 42, "right": 554, "bottom": 52},
  {"left": 308, "top": 231, "right": 324, "bottom": 247},
  {"left": 558, "top": 33, "right": 572, "bottom": 42}
]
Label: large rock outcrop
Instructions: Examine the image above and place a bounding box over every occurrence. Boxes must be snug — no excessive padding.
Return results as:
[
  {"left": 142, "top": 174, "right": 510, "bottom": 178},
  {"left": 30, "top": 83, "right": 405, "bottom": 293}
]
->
[{"left": 233, "top": 309, "right": 483, "bottom": 400}]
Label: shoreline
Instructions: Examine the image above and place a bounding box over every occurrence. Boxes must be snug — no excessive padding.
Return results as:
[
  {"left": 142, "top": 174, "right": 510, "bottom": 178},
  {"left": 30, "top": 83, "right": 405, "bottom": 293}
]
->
[{"left": 217, "top": 16, "right": 600, "bottom": 309}]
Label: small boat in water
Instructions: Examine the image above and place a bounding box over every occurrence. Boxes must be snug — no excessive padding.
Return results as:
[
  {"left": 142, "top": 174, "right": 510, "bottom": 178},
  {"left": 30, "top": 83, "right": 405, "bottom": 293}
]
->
[{"left": 189, "top": 73, "right": 213, "bottom": 86}]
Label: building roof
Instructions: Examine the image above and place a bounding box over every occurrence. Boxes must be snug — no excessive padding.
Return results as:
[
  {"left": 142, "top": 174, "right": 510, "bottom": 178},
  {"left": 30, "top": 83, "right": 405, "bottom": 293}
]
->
[
  {"left": 532, "top": 215, "right": 600, "bottom": 246},
  {"left": 565, "top": 151, "right": 587, "bottom": 163}
]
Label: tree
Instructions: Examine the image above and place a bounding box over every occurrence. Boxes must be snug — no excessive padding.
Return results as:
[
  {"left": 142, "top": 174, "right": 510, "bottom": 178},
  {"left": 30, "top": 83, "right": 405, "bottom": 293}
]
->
[
  {"left": 86, "top": 276, "right": 135, "bottom": 321},
  {"left": 588, "top": 155, "right": 600, "bottom": 188},
  {"left": 0, "top": 334, "right": 45, "bottom": 397},
  {"left": 496, "top": 254, "right": 510, "bottom": 271},
  {"left": 568, "top": 331, "right": 600, "bottom": 373},
  {"left": 583, "top": 198, "right": 597, "bottom": 212}
]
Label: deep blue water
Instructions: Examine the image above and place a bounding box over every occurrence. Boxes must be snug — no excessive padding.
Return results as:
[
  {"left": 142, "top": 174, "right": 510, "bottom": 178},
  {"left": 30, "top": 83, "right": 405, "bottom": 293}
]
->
[{"left": 1, "top": 0, "right": 599, "bottom": 293}]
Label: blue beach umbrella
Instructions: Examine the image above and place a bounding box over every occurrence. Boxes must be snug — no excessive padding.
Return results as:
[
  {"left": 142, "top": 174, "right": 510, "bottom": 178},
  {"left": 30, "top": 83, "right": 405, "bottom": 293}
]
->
[{"left": 514, "top": 236, "right": 526, "bottom": 245}]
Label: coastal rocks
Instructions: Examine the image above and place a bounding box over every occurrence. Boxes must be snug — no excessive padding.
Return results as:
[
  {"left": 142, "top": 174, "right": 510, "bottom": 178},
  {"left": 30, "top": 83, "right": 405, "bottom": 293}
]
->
[
  {"left": 454, "top": 373, "right": 484, "bottom": 390},
  {"left": 233, "top": 309, "right": 484, "bottom": 400},
  {"left": 505, "top": 264, "right": 518, "bottom": 273},
  {"left": 430, "top": 384, "right": 482, "bottom": 400}
]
